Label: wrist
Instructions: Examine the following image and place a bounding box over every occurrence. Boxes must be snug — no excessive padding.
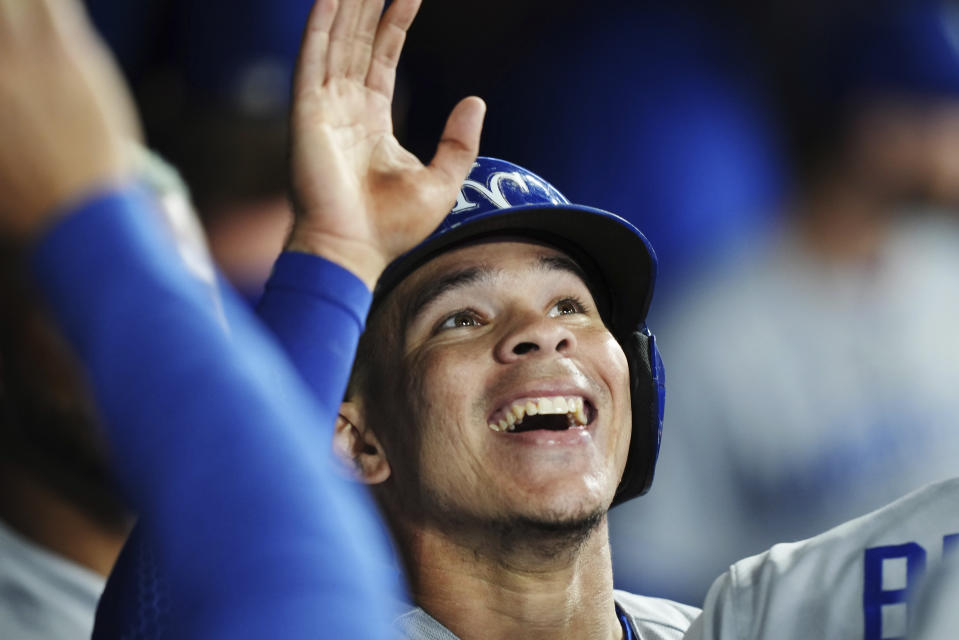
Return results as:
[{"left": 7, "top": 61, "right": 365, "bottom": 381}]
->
[{"left": 285, "top": 227, "right": 388, "bottom": 292}]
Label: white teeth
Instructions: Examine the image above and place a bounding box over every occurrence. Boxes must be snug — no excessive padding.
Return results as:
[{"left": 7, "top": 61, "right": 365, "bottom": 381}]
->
[{"left": 491, "top": 396, "right": 590, "bottom": 432}]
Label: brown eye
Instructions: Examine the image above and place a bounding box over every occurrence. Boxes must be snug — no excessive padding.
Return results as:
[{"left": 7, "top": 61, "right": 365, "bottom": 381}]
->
[
  {"left": 549, "top": 297, "right": 585, "bottom": 317},
  {"left": 438, "top": 311, "right": 481, "bottom": 331}
]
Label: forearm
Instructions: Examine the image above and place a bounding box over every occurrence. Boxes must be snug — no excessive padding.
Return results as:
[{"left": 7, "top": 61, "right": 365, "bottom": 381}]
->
[
  {"left": 256, "top": 250, "right": 372, "bottom": 425},
  {"left": 32, "top": 185, "right": 392, "bottom": 637}
]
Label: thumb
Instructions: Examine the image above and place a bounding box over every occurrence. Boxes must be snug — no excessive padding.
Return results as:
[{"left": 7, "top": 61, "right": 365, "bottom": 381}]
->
[{"left": 427, "top": 96, "right": 486, "bottom": 190}]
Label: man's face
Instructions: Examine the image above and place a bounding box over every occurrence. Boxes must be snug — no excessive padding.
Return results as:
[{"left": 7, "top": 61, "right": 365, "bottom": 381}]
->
[{"left": 371, "top": 239, "right": 632, "bottom": 533}]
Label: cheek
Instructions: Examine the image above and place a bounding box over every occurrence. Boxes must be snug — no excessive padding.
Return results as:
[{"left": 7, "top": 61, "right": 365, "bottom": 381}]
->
[
  {"left": 599, "top": 334, "right": 631, "bottom": 399},
  {"left": 598, "top": 334, "right": 632, "bottom": 460},
  {"left": 405, "top": 348, "right": 483, "bottom": 460}
]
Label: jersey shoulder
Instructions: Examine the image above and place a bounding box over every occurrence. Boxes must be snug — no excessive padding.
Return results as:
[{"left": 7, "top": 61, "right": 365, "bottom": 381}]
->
[{"left": 690, "top": 477, "right": 959, "bottom": 640}]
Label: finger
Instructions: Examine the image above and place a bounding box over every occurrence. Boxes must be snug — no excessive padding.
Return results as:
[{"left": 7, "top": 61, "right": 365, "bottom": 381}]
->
[
  {"left": 293, "top": 0, "right": 339, "bottom": 95},
  {"left": 365, "top": 0, "right": 421, "bottom": 99},
  {"left": 326, "top": 0, "right": 363, "bottom": 79},
  {"left": 427, "top": 96, "right": 486, "bottom": 193},
  {"left": 347, "top": 0, "right": 385, "bottom": 81}
]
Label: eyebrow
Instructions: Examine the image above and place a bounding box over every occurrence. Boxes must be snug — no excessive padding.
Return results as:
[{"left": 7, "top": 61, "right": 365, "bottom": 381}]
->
[
  {"left": 537, "top": 254, "right": 589, "bottom": 285},
  {"left": 403, "top": 265, "right": 496, "bottom": 327},
  {"left": 403, "top": 253, "right": 592, "bottom": 329}
]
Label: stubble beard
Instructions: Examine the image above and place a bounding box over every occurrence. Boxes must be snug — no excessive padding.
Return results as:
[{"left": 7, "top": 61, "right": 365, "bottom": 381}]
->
[
  {"left": 417, "top": 485, "right": 609, "bottom": 563},
  {"left": 380, "top": 367, "right": 611, "bottom": 563}
]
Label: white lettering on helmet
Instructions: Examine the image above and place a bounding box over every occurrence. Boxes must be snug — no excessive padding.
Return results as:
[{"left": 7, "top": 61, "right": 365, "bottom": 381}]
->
[{"left": 451, "top": 169, "right": 530, "bottom": 214}]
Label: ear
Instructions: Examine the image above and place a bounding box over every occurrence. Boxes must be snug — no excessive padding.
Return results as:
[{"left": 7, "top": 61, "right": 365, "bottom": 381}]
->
[{"left": 332, "top": 400, "right": 391, "bottom": 485}]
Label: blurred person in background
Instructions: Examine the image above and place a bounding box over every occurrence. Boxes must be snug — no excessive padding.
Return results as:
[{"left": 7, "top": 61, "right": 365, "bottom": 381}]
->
[{"left": 610, "top": 0, "right": 959, "bottom": 604}]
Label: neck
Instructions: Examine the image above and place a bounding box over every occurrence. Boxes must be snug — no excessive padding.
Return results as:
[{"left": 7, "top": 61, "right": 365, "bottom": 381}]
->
[
  {"left": 0, "top": 461, "right": 131, "bottom": 576},
  {"left": 404, "top": 516, "right": 622, "bottom": 640}
]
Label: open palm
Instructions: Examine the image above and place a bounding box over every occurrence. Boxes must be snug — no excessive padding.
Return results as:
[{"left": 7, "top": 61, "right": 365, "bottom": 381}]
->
[{"left": 288, "top": 0, "right": 485, "bottom": 289}]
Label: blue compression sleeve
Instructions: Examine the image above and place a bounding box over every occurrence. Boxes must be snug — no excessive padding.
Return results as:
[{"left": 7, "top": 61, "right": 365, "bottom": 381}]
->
[
  {"left": 257, "top": 251, "right": 371, "bottom": 428},
  {"left": 31, "top": 186, "right": 394, "bottom": 639},
  {"left": 257, "top": 252, "right": 407, "bottom": 596}
]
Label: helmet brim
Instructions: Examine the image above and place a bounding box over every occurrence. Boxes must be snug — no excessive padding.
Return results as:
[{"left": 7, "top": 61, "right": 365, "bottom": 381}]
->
[{"left": 373, "top": 203, "right": 657, "bottom": 336}]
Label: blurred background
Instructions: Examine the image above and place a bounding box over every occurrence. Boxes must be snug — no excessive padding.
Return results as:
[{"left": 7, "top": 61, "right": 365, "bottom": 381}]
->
[{"left": 4, "top": 0, "right": 959, "bottom": 636}]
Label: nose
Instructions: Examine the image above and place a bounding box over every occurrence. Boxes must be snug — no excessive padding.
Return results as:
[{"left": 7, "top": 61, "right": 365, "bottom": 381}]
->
[{"left": 494, "top": 312, "right": 577, "bottom": 363}]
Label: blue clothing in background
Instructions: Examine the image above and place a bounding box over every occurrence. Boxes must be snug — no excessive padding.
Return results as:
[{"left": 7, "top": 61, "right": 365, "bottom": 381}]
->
[
  {"left": 31, "top": 186, "right": 396, "bottom": 638},
  {"left": 481, "top": 4, "right": 786, "bottom": 293}
]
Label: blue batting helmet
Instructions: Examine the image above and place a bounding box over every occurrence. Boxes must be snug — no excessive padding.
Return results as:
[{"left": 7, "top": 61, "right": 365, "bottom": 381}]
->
[{"left": 373, "top": 157, "right": 664, "bottom": 504}]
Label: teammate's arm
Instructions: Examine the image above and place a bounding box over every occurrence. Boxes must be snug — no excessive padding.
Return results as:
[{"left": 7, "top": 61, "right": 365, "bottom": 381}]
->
[{"left": 0, "top": 0, "right": 396, "bottom": 637}]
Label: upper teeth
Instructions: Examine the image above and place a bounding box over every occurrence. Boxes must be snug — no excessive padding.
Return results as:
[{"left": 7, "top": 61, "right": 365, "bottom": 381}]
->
[{"left": 488, "top": 396, "right": 588, "bottom": 432}]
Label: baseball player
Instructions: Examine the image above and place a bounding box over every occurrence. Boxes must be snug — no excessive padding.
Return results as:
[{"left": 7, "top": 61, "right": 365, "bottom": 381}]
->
[{"left": 250, "top": 0, "right": 701, "bottom": 636}]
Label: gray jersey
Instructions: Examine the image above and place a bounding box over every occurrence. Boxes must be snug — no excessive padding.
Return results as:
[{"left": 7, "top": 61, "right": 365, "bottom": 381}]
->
[
  {"left": 686, "top": 477, "right": 959, "bottom": 640},
  {"left": 0, "top": 518, "right": 105, "bottom": 640},
  {"left": 395, "top": 589, "right": 700, "bottom": 639}
]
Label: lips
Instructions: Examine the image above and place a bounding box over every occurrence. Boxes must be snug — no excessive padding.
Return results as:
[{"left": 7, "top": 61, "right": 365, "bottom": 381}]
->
[{"left": 487, "top": 395, "right": 592, "bottom": 433}]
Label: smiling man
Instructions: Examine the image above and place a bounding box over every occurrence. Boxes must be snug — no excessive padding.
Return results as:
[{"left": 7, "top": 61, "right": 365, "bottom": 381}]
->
[
  {"left": 324, "top": 159, "right": 700, "bottom": 640},
  {"left": 247, "top": 0, "right": 697, "bottom": 635},
  {"left": 262, "top": 142, "right": 699, "bottom": 636},
  {"left": 264, "top": 152, "right": 699, "bottom": 638}
]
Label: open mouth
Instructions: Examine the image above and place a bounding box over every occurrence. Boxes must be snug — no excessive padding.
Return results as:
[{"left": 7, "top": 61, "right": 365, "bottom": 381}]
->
[{"left": 487, "top": 396, "right": 595, "bottom": 433}]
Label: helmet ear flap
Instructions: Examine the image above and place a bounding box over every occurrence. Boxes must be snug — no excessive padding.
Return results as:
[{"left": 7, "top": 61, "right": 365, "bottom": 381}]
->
[{"left": 611, "top": 327, "right": 664, "bottom": 506}]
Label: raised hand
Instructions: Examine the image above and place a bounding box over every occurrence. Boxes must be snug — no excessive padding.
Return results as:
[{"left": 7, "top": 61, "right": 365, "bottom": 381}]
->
[
  {"left": 287, "top": 0, "right": 486, "bottom": 289},
  {"left": 0, "top": 0, "right": 140, "bottom": 240}
]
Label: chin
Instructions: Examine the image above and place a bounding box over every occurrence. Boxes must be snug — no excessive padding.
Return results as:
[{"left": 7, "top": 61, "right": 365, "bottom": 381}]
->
[
  {"left": 503, "top": 482, "right": 612, "bottom": 530},
  {"left": 485, "top": 503, "right": 608, "bottom": 558}
]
